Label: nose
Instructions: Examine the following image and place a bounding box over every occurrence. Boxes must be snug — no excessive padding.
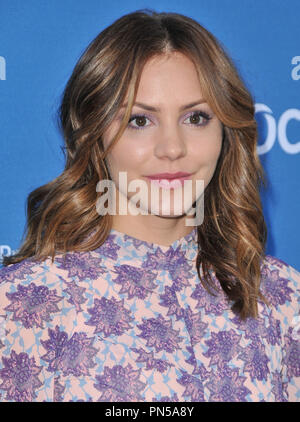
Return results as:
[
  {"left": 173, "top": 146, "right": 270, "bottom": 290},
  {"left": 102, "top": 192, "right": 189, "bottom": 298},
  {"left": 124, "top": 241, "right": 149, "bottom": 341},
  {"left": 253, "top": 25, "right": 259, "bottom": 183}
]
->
[{"left": 154, "top": 124, "right": 187, "bottom": 160}]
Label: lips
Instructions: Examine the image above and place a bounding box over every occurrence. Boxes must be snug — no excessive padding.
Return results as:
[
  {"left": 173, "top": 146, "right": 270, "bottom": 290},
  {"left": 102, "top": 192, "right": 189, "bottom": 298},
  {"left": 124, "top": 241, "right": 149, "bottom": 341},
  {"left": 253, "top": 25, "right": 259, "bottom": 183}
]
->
[
  {"left": 145, "top": 172, "right": 192, "bottom": 180},
  {"left": 144, "top": 172, "right": 192, "bottom": 189}
]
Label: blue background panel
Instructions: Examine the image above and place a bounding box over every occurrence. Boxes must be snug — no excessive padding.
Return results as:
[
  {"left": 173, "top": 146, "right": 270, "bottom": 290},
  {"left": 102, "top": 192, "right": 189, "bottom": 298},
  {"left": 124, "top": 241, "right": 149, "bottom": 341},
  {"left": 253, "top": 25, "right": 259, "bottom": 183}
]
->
[{"left": 0, "top": 0, "right": 299, "bottom": 270}]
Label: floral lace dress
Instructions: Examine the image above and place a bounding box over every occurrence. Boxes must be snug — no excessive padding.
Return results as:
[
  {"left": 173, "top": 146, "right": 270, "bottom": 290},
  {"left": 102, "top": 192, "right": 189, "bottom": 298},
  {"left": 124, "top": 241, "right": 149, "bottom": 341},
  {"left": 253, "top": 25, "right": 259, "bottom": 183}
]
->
[{"left": 0, "top": 227, "right": 299, "bottom": 402}]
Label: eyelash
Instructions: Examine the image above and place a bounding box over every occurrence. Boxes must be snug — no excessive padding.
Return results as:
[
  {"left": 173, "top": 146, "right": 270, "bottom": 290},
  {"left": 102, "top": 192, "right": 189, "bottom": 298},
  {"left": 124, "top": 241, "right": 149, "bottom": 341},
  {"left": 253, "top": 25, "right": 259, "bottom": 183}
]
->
[{"left": 126, "top": 110, "right": 212, "bottom": 131}]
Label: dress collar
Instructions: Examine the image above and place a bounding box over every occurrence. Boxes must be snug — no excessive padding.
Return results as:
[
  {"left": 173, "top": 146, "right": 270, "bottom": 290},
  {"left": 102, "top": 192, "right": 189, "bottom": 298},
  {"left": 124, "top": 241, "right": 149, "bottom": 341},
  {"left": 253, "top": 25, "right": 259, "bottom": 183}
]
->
[
  {"left": 95, "top": 226, "right": 199, "bottom": 263},
  {"left": 111, "top": 227, "right": 197, "bottom": 250}
]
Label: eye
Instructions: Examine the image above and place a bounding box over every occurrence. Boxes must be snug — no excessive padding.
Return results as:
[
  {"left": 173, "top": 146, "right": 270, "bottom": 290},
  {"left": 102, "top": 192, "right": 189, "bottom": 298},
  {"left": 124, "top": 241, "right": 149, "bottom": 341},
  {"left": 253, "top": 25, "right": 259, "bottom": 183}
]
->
[
  {"left": 183, "top": 111, "right": 212, "bottom": 127},
  {"left": 127, "top": 114, "right": 152, "bottom": 130},
  {"left": 125, "top": 110, "right": 212, "bottom": 131}
]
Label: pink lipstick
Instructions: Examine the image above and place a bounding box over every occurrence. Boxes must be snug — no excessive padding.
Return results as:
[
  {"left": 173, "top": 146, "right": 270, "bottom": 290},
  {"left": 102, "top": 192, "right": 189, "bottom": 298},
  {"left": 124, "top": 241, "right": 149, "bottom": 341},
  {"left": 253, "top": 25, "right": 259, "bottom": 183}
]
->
[{"left": 144, "top": 172, "right": 192, "bottom": 189}]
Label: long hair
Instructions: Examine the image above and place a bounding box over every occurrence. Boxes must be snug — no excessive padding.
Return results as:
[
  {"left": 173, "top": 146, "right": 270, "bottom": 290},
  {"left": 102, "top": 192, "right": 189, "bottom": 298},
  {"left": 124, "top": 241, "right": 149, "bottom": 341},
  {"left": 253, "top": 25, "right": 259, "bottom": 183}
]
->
[{"left": 3, "top": 9, "right": 268, "bottom": 320}]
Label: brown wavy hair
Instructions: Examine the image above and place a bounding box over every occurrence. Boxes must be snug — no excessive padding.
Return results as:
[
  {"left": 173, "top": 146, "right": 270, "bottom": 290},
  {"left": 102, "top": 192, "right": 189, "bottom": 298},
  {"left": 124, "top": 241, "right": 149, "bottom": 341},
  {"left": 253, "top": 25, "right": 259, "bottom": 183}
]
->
[{"left": 3, "top": 9, "right": 269, "bottom": 320}]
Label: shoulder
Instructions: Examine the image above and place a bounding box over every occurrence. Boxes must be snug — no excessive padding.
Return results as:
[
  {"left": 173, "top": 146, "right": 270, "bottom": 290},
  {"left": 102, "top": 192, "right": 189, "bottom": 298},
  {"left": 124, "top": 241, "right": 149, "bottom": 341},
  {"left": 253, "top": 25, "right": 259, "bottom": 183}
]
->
[
  {"left": 0, "top": 256, "right": 55, "bottom": 289},
  {"left": 0, "top": 248, "right": 111, "bottom": 286},
  {"left": 260, "top": 254, "right": 300, "bottom": 295},
  {"left": 260, "top": 254, "right": 299, "bottom": 326},
  {"left": 0, "top": 256, "right": 67, "bottom": 330},
  {"left": 0, "top": 249, "right": 109, "bottom": 347},
  {"left": 0, "top": 255, "right": 64, "bottom": 288},
  {"left": 262, "top": 254, "right": 299, "bottom": 273},
  {"left": 0, "top": 249, "right": 111, "bottom": 305}
]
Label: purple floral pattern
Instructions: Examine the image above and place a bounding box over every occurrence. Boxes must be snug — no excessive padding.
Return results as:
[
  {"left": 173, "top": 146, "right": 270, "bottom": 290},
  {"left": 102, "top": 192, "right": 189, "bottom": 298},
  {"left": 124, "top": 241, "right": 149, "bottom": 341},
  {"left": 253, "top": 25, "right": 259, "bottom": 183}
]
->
[
  {"left": 112, "top": 264, "right": 157, "bottom": 299},
  {"left": 4, "top": 283, "right": 62, "bottom": 329},
  {"left": 62, "top": 279, "right": 87, "bottom": 313},
  {"left": 137, "top": 314, "right": 183, "bottom": 353},
  {"left": 158, "top": 286, "right": 185, "bottom": 320},
  {"left": 282, "top": 327, "right": 300, "bottom": 379},
  {"left": 152, "top": 393, "right": 179, "bottom": 402},
  {"left": 142, "top": 247, "right": 194, "bottom": 290},
  {"left": 191, "top": 282, "right": 228, "bottom": 315},
  {"left": 55, "top": 252, "right": 107, "bottom": 281},
  {"left": 53, "top": 375, "right": 65, "bottom": 402},
  {"left": 203, "top": 330, "right": 243, "bottom": 370},
  {"left": 260, "top": 267, "right": 294, "bottom": 306},
  {"left": 142, "top": 248, "right": 173, "bottom": 271},
  {"left": 130, "top": 347, "right": 174, "bottom": 372},
  {"left": 263, "top": 313, "right": 282, "bottom": 346},
  {"left": 184, "top": 306, "right": 208, "bottom": 345},
  {"left": 94, "top": 364, "right": 146, "bottom": 401},
  {"left": 166, "top": 248, "right": 194, "bottom": 291},
  {"left": 230, "top": 314, "right": 269, "bottom": 343},
  {"left": 271, "top": 371, "right": 288, "bottom": 402},
  {"left": 205, "top": 367, "right": 251, "bottom": 401},
  {"left": 0, "top": 259, "right": 36, "bottom": 285},
  {"left": 0, "top": 227, "right": 299, "bottom": 402},
  {"left": 40, "top": 325, "right": 98, "bottom": 376},
  {"left": 85, "top": 297, "right": 133, "bottom": 337},
  {"left": 0, "top": 350, "right": 43, "bottom": 401},
  {"left": 238, "top": 340, "right": 270, "bottom": 381},
  {"left": 177, "top": 370, "right": 205, "bottom": 401},
  {"left": 263, "top": 255, "right": 288, "bottom": 270},
  {"left": 123, "top": 234, "right": 145, "bottom": 250},
  {"left": 94, "top": 233, "right": 121, "bottom": 260}
]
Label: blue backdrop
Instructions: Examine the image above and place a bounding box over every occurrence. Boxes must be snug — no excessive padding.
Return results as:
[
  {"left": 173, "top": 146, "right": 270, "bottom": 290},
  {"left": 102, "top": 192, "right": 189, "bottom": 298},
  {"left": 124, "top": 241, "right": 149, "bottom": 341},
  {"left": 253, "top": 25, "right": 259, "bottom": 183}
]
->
[{"left": 0, "top": 0, "right": 299, "bottom": 270}]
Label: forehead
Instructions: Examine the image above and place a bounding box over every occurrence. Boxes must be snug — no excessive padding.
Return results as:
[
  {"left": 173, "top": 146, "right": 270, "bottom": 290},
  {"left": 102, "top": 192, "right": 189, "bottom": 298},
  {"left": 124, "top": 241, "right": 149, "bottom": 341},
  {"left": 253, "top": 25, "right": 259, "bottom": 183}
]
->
[{"left": 134, "top": 52, "right": 203, "bottom": 100}]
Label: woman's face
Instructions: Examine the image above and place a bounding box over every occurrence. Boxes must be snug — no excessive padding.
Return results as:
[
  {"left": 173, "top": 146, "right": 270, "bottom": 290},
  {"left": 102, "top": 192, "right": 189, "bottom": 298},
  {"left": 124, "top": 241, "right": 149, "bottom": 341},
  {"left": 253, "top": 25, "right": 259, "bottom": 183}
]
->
[{"left": 102, "top": 52, "right": 223, "bottom": 220}]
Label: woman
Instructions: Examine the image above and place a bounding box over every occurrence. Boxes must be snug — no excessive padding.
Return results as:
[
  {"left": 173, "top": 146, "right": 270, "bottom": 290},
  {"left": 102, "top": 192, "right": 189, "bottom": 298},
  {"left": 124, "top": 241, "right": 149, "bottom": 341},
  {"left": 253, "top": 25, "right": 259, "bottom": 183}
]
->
[{"left": 0, "top": 9, "right": 299, "bottom": 402}]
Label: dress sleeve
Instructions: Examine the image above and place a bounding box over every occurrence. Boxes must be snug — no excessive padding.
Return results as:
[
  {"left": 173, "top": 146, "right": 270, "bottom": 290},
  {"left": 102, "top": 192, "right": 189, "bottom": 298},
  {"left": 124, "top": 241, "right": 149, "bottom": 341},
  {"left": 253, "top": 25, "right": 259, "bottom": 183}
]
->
[
  {"left": 279, "top": 262, "right": 300, "bottom": 402},
  {"left": 0, "top": 260, "right": 61, "bottom": 402}
]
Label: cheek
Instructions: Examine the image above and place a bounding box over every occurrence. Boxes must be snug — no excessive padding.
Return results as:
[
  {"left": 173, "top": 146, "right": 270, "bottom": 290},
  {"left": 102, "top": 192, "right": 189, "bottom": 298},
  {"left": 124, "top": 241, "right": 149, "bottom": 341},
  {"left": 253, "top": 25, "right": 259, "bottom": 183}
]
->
[
  {"left": 105, "top": 144, "right": 146, "bottom": 179},
  {"left": 191, "top": 138, "right": 222, "bottom": 168},
  {"left": 109, "top": 138, "right": 151, "bottom": 167}
]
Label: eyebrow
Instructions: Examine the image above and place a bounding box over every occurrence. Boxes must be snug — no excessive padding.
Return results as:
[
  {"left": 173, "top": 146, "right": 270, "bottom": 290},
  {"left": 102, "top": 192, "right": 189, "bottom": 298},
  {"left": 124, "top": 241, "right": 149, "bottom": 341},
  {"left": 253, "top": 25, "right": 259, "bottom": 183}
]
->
[{"left": 120, "top": 99, "right": 207, "bottom": 112}]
